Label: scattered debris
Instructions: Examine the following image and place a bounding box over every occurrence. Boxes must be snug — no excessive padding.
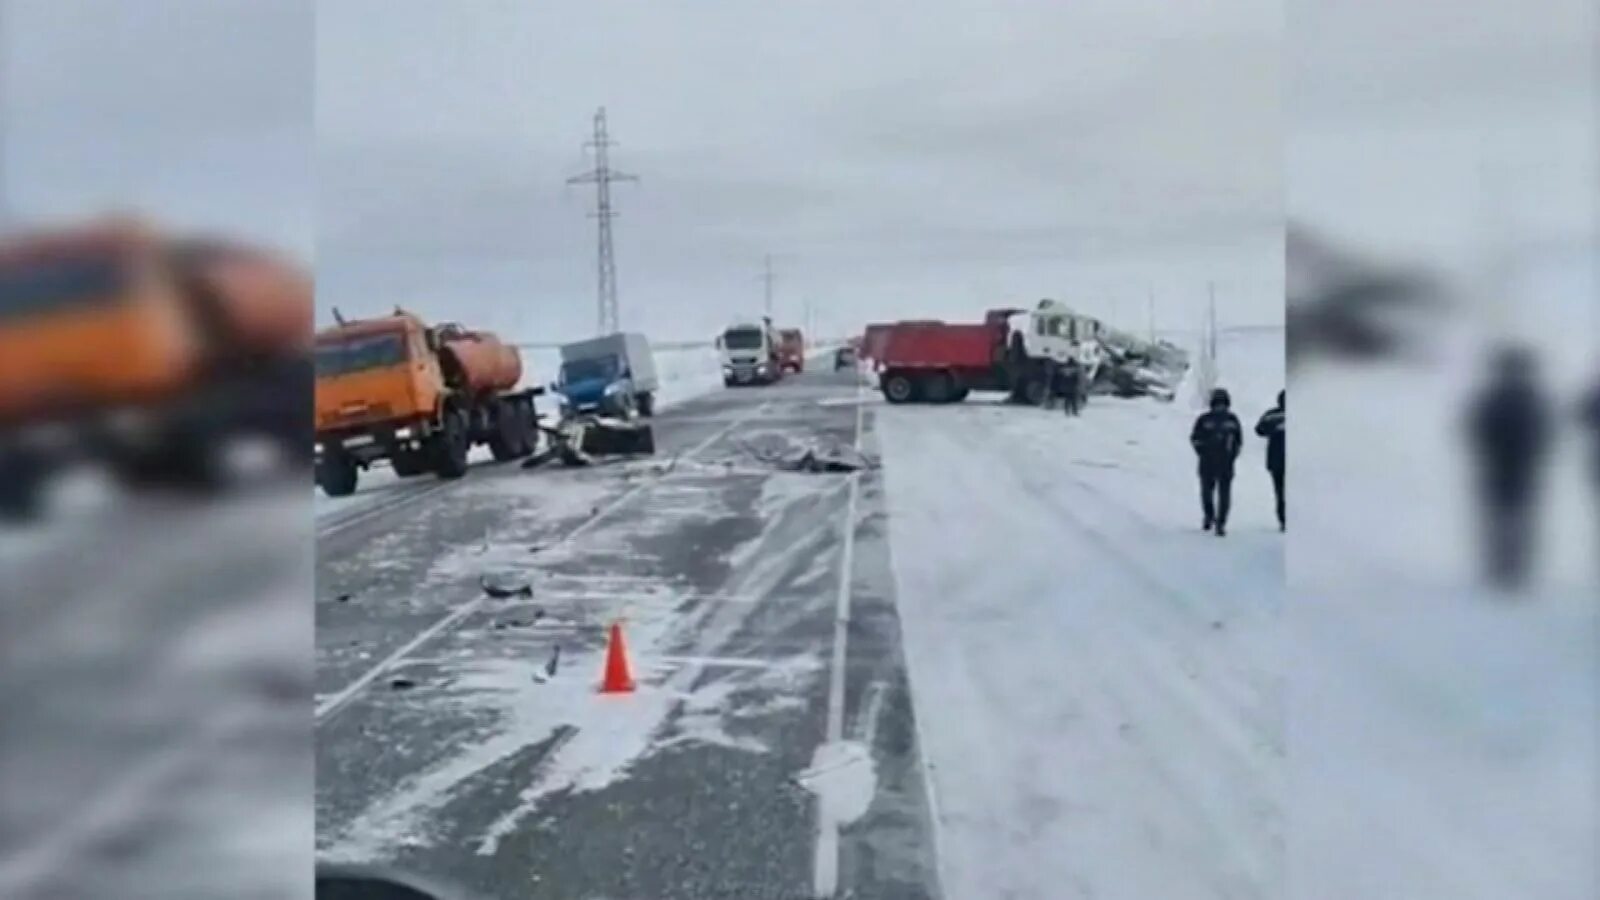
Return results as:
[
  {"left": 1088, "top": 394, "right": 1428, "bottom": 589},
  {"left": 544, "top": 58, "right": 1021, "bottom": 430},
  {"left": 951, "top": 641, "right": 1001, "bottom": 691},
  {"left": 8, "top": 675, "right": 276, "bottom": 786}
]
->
[
  {"left": 533, "top": 645, "right": 561, "bottom": 683},
  {"left": 492, "top": 609, "right": 544, "bottom": 630},
  {"left": 334, "top": 593, "right": 352, "bottom": 604},
  {"left": 480, "top": 575, "right": 533, "bottom": 600},
  {"left": 528, "top": 545, "right": 543, "bottom": 554},
  {"left": 389, "top": 676, "right": 417, "bottom": 691},
  {"left": 744, "top": 440, "right": 880, "bottom": 474}
]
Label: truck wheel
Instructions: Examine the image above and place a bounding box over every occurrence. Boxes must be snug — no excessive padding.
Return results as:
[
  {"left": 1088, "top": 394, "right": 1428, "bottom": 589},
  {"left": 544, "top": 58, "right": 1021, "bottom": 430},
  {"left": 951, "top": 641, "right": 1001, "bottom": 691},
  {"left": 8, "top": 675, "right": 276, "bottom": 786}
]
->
[
  {"left": 317, "top": 453, "right": 359, "bottom": 497},
  {"left": 637, "top": 392, "right": 655, "bottom": 418},
  {"left": 432, "top": 410, "right": 470, "bottom": 479},
  {"left": 489, "top": 400, "right": 523, "bottom": 462},
  {"left": 882, "top": 372, "right": 917, "bottom": 404},
  {"left": 950, "top": 386, "right": 971, "bottom": 403},
  {"left": 922, "top": 373, "right": 954, "bottom": 403}
]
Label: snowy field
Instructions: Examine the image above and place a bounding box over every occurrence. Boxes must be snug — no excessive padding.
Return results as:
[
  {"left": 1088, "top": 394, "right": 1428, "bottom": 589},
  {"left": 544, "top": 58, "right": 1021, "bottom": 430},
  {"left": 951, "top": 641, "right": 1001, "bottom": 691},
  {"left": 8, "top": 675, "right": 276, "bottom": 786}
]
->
[
  {"left": 1289, "top": 250, "right": 1598, "bottom": 899},
  {"left": 879, "top": 329, "right": 1287, "bottom": 899}
]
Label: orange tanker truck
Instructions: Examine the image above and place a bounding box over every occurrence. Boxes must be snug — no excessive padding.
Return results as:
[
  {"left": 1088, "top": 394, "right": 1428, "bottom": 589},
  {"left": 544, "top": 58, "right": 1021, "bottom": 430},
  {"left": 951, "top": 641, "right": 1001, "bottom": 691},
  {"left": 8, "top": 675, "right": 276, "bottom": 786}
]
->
[
  {"left": 313, "top": 311, "right": 542, "bottom": 497},
  {"left": 0, "top": 217, "right": 312, "bottom": 518}
]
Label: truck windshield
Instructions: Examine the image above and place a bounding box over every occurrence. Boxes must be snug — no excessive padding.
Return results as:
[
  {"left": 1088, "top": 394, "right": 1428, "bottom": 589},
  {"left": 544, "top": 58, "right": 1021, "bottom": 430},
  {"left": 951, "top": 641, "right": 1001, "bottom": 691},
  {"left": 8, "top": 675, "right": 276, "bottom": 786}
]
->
[
  {"left": 316, "top": 333, "right": 408, "bottom": 377},
  {"left": 561, "top": 356, "right": 618, "bottom": 383},
  {"left": 0, "top": 254, "right": 128, "bottom": 323},
  {"left": 723, "top": 328, "right": 764, "bottom": 350}
]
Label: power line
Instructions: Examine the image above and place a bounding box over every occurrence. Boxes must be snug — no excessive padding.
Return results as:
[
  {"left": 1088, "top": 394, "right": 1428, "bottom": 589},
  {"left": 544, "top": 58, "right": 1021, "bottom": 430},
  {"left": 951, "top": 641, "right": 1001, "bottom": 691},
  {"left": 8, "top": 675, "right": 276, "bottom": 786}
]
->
[{"left": 567, "top": 107, "right": 638, "bottom": 335}]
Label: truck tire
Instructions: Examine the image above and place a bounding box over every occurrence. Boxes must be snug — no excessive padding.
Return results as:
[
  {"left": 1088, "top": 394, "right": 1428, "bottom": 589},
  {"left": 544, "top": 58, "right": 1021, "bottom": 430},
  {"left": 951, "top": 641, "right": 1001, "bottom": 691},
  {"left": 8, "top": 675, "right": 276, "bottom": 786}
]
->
[
  {"left": 432, "top": 410, "right": 470, "bottom": 479},
  {"left": 317, "top": 453, "right": 359, "bottom": 497},
  {"left": 950, "top": 386, "right": 971, "bottom": 403},
  {"left": 489, "top": 400, "right": 524, "bottom": 462},
  {"left": 921, "top": 373, "right": 954, "bottom": 403},
  {"left": 882, "top": 372, "right": 917, "bottom": 404},
  {"left": 637, "top": 392, "right": 655, "bottom": 418}
]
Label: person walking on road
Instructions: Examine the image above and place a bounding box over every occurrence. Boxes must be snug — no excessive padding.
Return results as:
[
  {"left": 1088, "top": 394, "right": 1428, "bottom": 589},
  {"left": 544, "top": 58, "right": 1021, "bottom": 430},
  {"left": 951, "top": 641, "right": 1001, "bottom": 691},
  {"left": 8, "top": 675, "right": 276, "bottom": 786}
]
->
[
  {"left": 1191, "top": 387, "right": 1244, "bottom": 536},
  {"left": 1255, "top": 389, "right": 1286, "bottom": 531},
  {"left": 1465, "top": 345, "right": 1553, "bottom": 590}
]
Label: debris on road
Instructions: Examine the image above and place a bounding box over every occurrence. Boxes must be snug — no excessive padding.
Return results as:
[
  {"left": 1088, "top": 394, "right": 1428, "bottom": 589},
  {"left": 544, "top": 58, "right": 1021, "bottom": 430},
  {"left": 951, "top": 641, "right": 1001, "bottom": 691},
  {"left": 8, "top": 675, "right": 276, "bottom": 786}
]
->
[
  {"left": 745, "top": 441, "right": 880, "bottom": 474},
  {"left": 334, "top": 593, "right": 353, "bottom": 603},
  {"left": 479, "top": 575, "right": 533, "bottom": 599},
  {"left": 388, "top": 676, "right": 417, "bottom": 691}
]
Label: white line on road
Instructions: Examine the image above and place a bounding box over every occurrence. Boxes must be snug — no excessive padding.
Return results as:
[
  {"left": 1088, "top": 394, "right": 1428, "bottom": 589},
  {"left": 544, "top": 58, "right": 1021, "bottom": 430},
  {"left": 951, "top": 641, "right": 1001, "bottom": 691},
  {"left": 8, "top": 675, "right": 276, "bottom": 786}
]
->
[
  {"left": 812, "top": 383, "right": 865, "bottom": 898},
  {"left": 314, "top": 401, "right": 772, "bottom": 724}
]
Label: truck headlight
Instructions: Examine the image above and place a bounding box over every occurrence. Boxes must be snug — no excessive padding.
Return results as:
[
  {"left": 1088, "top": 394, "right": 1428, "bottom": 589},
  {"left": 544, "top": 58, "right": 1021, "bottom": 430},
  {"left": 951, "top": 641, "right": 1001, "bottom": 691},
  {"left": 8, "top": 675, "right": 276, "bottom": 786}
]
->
[{"left": 603, "top": 382, "right": 624, "bottom": 396}]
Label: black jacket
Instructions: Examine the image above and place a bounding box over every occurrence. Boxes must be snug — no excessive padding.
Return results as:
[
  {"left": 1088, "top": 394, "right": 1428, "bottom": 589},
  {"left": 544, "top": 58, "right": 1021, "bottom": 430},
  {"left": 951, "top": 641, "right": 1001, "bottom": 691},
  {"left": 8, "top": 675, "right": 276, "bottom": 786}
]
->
[
  {"left": 1467, "top": 379, "right": 1551, "bottom": 481},
  {"left": 1254, "top": 405, "right": 1285, "bottom": 472},
  {"left": 1191, "top": 408, "right": 1244, "bottom": 470}
]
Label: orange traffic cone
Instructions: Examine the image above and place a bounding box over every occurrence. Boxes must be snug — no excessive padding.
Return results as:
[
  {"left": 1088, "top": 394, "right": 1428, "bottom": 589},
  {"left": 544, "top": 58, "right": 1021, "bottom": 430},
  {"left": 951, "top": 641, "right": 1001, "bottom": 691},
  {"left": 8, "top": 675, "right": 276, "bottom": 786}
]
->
[{"left": 599, "top": 621, "right": 636, "bottom": 694}]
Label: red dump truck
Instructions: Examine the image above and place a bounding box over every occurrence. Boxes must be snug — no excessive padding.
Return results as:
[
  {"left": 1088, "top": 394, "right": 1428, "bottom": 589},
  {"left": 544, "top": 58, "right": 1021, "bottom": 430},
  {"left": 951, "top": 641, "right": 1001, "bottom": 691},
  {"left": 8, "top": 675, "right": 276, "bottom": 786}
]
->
[
  {"left": 777, "top": 328, "right": 806, "bottom": 373},
  {"left": 864, "top": 308, "right": 1023, "bottom": 403}
]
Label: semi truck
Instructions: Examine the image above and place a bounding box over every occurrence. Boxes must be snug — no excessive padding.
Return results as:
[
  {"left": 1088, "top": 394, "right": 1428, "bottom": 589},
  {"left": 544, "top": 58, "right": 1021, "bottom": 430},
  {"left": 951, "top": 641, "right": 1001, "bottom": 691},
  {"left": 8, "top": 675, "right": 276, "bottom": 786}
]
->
[
  {"left": 717, "top": 318, "right": 783, "bottom": 386},
  {"left": 554, "top": 331, "right": 659, "bottom": 418},
  {"left": 0, "top": 217, "right": 312, "bottom": 519},
  {"left": 313, "top": 312, "right": 541, "bottom": 497}
]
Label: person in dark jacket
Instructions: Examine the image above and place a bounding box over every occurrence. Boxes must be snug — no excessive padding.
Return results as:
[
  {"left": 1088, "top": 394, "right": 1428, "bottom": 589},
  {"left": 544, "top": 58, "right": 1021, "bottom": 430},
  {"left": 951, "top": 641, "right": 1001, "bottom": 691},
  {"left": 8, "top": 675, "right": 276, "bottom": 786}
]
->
[
  {"left": 1058, "top": 358, "right": 1083, "bottom": 417},
  {"left": 1254, "top": 389, "right": 1286, "bottom": 530},
  {"left": 1465, "top": 345, "right": 1553, "bottom": 589},
  {"left": 1191, "top": 387, "right": 1244, "bottom": 536}
]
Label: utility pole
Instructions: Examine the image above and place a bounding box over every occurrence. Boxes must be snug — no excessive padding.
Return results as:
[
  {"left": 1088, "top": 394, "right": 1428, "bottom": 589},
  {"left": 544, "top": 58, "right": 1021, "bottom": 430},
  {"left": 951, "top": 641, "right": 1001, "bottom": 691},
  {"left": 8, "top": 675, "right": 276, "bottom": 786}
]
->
[
  {"left": 761, "top": 254, "right": 775, "bottom": 319},
  {"left": 567, "top": 107, "right": 638, "bottom": 335},
  {"left": 1207, "top": 281, "right": 1218, "bottom": 361}
]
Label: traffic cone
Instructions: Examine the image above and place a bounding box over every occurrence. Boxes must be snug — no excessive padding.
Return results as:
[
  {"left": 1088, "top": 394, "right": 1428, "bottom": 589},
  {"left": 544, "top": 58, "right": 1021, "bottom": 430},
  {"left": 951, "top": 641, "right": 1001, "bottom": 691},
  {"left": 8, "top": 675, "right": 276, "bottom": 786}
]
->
[{"left": 599, "top": 621, "right": 635, "bottom": 694}]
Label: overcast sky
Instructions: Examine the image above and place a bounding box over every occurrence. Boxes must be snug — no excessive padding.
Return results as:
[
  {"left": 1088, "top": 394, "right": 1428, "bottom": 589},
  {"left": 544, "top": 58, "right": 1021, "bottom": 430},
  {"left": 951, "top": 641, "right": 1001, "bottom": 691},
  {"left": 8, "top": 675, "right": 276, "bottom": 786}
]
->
[
  {"left": 6, "top": 0, "right": 1288, "bottom": 342},
  {"left": 314, "top": 0, "right": 1283, "bottom": 342},
  {"left": 1, "top": 0, "right": 312, "bottom": 258}
]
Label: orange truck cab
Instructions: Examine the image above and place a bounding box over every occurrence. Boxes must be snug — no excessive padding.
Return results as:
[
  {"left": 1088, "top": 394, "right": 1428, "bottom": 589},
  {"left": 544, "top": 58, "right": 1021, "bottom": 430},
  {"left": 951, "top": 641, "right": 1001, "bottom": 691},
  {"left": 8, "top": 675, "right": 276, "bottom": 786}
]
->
[
  {"left": 313, "top": 312, "right": 542, "bottom": 497},
  {"left": 0, "top": 218, "right": 311, "bottom": 519}
]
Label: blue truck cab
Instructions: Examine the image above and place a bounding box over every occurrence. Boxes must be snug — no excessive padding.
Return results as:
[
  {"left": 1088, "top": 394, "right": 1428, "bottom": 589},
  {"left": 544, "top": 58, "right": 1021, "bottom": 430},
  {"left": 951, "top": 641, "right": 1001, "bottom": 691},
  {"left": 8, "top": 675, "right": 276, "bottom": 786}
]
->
[{"left": 555, "top": 332, "right": 659, "bottom": 419}]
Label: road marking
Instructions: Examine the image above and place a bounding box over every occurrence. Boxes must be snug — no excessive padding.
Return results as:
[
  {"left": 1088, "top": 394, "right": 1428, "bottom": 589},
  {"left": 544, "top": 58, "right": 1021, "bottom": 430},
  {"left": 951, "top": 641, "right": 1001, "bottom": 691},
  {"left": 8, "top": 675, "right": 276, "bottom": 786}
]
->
[
  {"left": 314, "top": 401, "right": 772, "bottom": 724},
  {"left": 813, "top": 381, "right": 865, "bottom": 898}
]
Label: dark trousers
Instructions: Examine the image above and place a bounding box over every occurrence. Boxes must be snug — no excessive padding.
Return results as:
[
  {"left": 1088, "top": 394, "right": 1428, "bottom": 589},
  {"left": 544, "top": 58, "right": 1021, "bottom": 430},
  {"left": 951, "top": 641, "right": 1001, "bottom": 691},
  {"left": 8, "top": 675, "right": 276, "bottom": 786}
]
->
[
  {"left": 1200, "top": 464, "right": 1234, "bottom": 527},
  {"left": 1270, "top": 466, "right": 1285, "bottom": 527},
  {"left": 1480, "top": 473, "right": 1536, "bottom": 588}
]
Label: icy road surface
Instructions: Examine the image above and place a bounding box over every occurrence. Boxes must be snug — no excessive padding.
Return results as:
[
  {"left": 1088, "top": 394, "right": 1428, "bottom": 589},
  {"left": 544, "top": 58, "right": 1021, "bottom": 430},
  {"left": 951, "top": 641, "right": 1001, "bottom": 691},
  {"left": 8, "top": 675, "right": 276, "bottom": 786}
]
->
[{"left": 316, "top": 367, "right": 941, "bottom": 900}]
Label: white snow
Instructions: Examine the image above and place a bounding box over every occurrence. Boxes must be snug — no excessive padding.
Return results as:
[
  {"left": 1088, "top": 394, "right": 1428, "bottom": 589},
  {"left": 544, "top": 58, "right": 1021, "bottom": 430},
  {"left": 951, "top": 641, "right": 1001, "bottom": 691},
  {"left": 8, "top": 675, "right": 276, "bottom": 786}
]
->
[{"left": 880, "top": 330, "right": 1286, "bottom": 900}]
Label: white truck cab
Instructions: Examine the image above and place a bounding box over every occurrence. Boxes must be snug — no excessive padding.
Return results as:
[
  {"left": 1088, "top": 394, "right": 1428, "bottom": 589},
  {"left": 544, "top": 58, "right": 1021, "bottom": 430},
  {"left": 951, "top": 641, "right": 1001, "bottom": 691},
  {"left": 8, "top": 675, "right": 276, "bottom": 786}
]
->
[
  {"left": 1007, "top": 300, "right": 1106, "bottom": 382},
  {"left": 717, "top": 319, "right": 781, "bottom": 386}
]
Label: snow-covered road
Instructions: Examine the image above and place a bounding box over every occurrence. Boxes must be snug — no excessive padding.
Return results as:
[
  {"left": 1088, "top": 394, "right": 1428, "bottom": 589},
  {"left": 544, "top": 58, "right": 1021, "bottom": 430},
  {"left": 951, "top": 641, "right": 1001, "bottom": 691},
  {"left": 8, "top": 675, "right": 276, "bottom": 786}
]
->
[{"left": 879, "top": 380, "right": 1286, "bottom": 899}]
